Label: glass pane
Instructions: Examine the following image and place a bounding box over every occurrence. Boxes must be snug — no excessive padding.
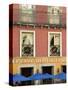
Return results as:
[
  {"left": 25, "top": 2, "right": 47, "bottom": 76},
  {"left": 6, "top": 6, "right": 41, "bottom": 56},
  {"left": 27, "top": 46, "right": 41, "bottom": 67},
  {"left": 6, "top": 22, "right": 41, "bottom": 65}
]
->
[
  {"left": 20, "top": 5, "right": 34, "bottom": 22},
  {"left": 50, "top": 33, "right": 60, "bottom": 56},
  {"left": 21, "top": 15, "right": 33, "bottom": 22},
  {"left": 21, "top": 32, "right": 34, "bottom": 56},
  {"left": 48, "top": 6, "right": 60, "bottom": 24}
]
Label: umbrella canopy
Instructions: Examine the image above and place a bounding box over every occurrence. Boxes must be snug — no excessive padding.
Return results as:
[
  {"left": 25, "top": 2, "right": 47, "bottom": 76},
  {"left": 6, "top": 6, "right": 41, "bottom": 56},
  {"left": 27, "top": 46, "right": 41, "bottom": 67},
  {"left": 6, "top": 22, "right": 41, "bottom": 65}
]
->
[
  {"left": 42, "top": 73, "right": 53, "bottom": 79},
  {"left": 54, "top": 72, "right": 66, "bottom": 80},
  {"left": 29, "top": 73, "right": 43, "bottom": 80},
  {"left": 29, "top": 73, "right": 53, "bottom": 80},
  {"left": 13, "top": 74, "right": 29, "bottom": 82}
]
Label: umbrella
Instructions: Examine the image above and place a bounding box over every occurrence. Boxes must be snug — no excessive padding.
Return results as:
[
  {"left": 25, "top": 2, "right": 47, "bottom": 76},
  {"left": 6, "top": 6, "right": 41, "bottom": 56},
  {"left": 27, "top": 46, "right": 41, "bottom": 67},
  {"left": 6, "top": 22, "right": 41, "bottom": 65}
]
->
[
  {"left": 29, "top": 73, "right": 43, "bottom": 80},
  {"left": 13, "top": 74, "right": 29, "bottom": 82},
  {"left": 29, "top": 73, "right": 53, "bottom": 80},
  {"left": 42, "top": 73, "right": 53, "bottom": 79},
  {"left": 54, "top": 72, "right": 66, "bottom": 80}
]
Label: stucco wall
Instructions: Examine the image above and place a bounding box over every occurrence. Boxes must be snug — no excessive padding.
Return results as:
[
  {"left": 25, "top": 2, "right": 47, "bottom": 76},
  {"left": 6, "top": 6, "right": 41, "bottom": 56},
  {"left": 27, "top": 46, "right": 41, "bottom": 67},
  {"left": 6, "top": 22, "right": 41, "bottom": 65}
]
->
[
  {"left": 12, "top": 4, "right": 66, "bottom": 25},
  {"left": 13, "top": 26, "right": 66, "bottom": 57}
]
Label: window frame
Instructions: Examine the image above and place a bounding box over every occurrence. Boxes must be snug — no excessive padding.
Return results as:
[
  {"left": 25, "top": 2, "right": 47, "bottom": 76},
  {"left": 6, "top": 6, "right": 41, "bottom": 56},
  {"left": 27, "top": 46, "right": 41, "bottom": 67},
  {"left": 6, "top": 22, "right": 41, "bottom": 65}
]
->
[
  {"left": 20, "top": 30, "right": 35, "bottom": 57},
  {"left": 19, "top": 5, "right": 35, "bottom": 23},
  {"left": 48, "top": 6, "right": 61, "bottom": 24},
  {"left": 48, "top": 32, "right": 62, "bottom": 57}
]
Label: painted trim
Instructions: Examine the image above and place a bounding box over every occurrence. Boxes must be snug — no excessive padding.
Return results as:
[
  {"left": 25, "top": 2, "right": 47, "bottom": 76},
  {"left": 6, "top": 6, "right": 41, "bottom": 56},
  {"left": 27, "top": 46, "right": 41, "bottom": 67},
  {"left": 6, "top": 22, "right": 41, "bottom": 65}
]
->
[
  {"left": 48, "top": 32, "right": 62, "bottom": 57},
  {"left": 20, "top": 30, "right": 35, "bottom": 57}
]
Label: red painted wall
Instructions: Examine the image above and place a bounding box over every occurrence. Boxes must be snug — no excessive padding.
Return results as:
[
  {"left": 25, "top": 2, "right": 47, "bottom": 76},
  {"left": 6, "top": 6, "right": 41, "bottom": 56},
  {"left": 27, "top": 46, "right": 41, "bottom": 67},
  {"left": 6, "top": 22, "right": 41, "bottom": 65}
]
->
[
  {"left": 13, "top": 4, "right": 20, "bottom": 23},
  {"left": 36, "top": 5, "right": 48, "bottom": 24},
  {"left": 60, "top": 7, "right": 66, "bottom": 25},
  {"left": 10, "top": 4, "right": 66, "bottom": 57},
  {"left": 13, "top": 26, "right": 66, "bottom": 57},
  {"left": 12, "top": 4, "right": 66, "bottom": 25}
]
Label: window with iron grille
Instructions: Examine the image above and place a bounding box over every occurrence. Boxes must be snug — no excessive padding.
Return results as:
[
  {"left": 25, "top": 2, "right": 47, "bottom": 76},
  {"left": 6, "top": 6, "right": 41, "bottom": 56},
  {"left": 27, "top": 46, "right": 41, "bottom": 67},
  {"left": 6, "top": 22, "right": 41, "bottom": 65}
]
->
[
  {"left": 48, "top": 32, "right": 62, "bottom": 56},
  {"left": 20, "top": 31, "right": 35, "bottom": 57}
]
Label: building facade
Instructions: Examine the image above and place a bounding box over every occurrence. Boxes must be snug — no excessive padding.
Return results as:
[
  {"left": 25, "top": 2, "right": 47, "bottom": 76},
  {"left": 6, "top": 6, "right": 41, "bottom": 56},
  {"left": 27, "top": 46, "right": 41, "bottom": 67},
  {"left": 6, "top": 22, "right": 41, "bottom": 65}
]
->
[{"left": 9, "top": 4, "right": 66, "bottom": 85}]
